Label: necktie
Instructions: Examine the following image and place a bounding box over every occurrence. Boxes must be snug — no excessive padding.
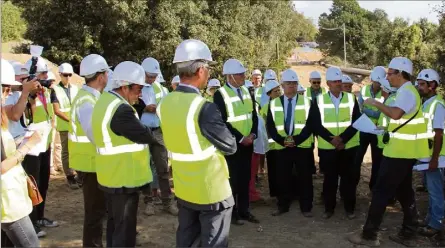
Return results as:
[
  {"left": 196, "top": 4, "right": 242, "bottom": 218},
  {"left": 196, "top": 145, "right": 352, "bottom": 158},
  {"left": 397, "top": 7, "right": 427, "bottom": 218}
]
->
[
  {"left": 284, "top": 98, "right": 293, "bottom": 135},
  {"left": 237, "top": 88, "right": 244, "bottom": 103}
]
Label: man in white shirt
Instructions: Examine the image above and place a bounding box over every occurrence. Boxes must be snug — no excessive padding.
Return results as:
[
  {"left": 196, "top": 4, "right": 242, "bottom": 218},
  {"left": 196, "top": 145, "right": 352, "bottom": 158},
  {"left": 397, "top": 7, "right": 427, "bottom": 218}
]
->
[
  {"left": 416, "top": 69, "right": 445, "bottom": 238},
  {"left": 139, "top": 57, "right": 177, "bottom": 216}
]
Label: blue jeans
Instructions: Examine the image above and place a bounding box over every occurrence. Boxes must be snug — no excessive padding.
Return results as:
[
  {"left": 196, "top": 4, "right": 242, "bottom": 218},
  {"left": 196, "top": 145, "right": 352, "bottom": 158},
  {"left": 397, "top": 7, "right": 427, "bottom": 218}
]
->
[
  {"left": 1, "top": 216, "right": 40, "bottom": 247},
  {"left": 425, "top": 169, "right": 444, "bottom": 230}
]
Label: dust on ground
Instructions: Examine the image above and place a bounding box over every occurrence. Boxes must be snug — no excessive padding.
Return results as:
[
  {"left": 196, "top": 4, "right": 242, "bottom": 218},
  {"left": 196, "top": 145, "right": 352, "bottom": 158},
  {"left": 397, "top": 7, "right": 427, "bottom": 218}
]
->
[{"left": 41, "top": 158, "right": 432, "bottom": 248}]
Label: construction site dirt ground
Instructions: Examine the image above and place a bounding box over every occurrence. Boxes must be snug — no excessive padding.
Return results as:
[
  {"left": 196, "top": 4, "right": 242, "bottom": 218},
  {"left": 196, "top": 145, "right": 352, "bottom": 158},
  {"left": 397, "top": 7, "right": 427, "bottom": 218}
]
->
[{"left": 42, "top": 159, "right": 432, "bottom": 248}]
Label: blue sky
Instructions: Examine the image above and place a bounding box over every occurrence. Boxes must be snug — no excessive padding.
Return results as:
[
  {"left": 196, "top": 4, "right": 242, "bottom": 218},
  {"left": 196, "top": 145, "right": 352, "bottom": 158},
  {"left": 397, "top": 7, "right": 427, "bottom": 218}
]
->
[{"left": 293, "top": 1, "right": 441, "bottom": 26}]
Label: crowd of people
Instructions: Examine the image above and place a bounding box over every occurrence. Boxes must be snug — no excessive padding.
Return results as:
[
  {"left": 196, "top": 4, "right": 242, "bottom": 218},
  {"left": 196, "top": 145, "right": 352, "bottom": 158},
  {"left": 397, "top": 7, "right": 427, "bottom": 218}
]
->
[{"left": 0, "top": 38, "right": 444, "bottom": 248}]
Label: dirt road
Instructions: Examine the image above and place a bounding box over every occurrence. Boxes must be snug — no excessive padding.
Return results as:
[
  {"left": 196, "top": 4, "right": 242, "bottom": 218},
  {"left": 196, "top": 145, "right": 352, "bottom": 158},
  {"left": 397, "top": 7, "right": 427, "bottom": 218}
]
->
[{"left": 40, "top": 162, "right": 431, "bottom": 248}]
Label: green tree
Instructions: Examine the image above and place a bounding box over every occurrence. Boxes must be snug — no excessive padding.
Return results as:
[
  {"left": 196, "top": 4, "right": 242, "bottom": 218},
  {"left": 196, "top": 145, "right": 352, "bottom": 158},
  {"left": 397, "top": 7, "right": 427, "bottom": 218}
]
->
[
  {"left": 1, "top": 0, "right": 27, "bottom": 42},
  {"left": 12, "top": 0, "right": 316, "bottom": 81}
]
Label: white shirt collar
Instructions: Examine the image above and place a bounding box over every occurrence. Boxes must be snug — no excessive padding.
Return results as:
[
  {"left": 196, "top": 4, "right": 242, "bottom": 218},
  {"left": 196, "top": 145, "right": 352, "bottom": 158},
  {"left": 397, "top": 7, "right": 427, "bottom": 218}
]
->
[
  {"left": 82, "top": 85, "right": 101, "bottom": 99},
  {"left": 178, "top": 83, "right": 200, "bottom": 94},
  {"left": 329, "top": 91, "right": 343, "bottom": 100}
]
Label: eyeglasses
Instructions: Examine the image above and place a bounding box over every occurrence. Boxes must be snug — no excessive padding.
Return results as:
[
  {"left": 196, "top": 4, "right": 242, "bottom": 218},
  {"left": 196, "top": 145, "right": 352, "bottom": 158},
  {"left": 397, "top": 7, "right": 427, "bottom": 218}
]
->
[
  {"left": 311, "top": 81, "right": 321, "bottom": 84},
  {"left": 62, "top": 74, "right": 72, "bottom": 77}
]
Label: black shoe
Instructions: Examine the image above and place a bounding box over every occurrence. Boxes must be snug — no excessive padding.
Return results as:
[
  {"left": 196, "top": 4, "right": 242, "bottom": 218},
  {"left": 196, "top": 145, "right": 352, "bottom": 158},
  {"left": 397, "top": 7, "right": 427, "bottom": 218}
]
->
[
  {"left": 240, "top": 213, "right": 260, "bottom": 223},
  {"left": 322, "top": 211, "right": 334, "bottom": 219},
  {"left": 418, "top": 219, "right": 428, "bottom": 228},
  {"left": 302, "top": 211, "right": 313, "bottom": 218},
  {"left": 418, "top": 226, "right": 441, "bottom": 237},
  {"left": 67, "top": 177, "right": 80, "bottom": 190},
  {"left": 231, "top": 218, "right": 244, "bottom": 226},
  {"left": 346, "top": 212, "right": 356, "bottom": 220},
  {"left": 271, "top": 209, "right": 289, "bottom": 216},
  {"left": 389, "top": 230, "right": 417, "bottom": 247}
]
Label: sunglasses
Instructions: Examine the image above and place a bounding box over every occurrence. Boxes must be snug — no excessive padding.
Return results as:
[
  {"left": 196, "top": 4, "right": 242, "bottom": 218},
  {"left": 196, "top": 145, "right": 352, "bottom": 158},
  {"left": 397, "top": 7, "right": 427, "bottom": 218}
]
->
[
  {"left": 62, "top": 74, "right": 72, "bottom": 77},
  {"left": 311, "top": 81, "right": 321, "bottom": 84}
]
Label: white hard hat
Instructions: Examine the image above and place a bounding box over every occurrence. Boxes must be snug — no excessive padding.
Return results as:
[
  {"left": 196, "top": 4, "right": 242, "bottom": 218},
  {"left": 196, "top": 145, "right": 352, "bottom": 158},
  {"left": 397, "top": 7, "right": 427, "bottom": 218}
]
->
[
  {"left": 309, "top": 71, "right": 322, "bottom": 79},
  {"left": 171, "top": 75, "right": 180, "bottom": 85},
  {"left": 264, "top": 80, "right": 280, "bottom": 93},
  {"left": 59, "top": 63, "right": 74, "bottom": 74},
  {"left": 173, "top": 39, "right": 214, "bottom": 64},
  {"left": 281, "top": 69, "right": 299, "bottom": 83},
  {"left": 47, "top": 71, "right": 56, "bottom": 81},
  {"left": 25, "top": 57, "right": 48, "bottom": 73},
  {"left": 342, "top": 75, "right": 353, "bottom": 84},
  {"left": 208, "top": 78, "right": 221, "bottom": 88},
  {"left": 1, "top": 59, "right": 21, "bottom": 85},
  {"left": 326, "top": 66, "right": 342, "bottom": 81},
  {"left": 244, "top": 80, "right": 254, "bottom": 88},
  {"left": 104, "top": 69, "right": 114, "bottom": 92},
  {"left": 264, "top": 69, "right": 277, "bottom": 81},
  {"left": 141, "top": 57, "right": 161, "bottom": 74},
  {"left": 388, "top": 57, "right": 413, "bottom": 75},
  {"left": 80, "top": 54, "right": 109, "bottom": 76},
  {"left": 370, "top": 66, "right": 386, "bottom": 82},
  {"left": 379, "top": 78, "right": 396, "bottom": 93},
  {"left": 156, "top": 73, "right": 165, "bottom": 83},
  {"left": 10, "top": 61, "right": 28, "bottom": 76},
  {"left": 223, "top": 59, "right": 247, "bottom": 75},
  {"left": 252, "top": 69, "right": 262, "bottom": 76},
  {"left": 417, "top": 69, "right": 440, "bottom": 83},
  {"left": 112, "top": 61, "right": 146, "bottom": 87},
  {"left": 297, "top": 84, "right": 306, "bottom": 92}
]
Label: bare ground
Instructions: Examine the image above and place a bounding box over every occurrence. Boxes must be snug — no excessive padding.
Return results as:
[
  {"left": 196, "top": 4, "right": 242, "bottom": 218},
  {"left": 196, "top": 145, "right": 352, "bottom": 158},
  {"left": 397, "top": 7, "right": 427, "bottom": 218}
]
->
[{"left": 40, "top": 158, "right": 433, "bottom": 248}]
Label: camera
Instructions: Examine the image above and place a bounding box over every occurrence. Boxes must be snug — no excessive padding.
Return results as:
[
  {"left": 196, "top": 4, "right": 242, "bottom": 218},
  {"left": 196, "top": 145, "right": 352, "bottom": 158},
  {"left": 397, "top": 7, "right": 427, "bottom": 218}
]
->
[{"left": 28, "top": 56, "right": 52, "bottom": 88}]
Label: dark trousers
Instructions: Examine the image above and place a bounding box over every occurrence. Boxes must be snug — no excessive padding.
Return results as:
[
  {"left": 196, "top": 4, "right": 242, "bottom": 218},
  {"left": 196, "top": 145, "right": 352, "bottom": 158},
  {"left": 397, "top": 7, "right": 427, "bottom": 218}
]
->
[
  {"left": 320, "top": 147, "right": 359, "bottom": 213},
  {"left": 144, "top": 129, "right": 171, "bottom": 203},
  {"left": 266, "top": 150, "right": 278, "bottom": 197},
  {"left": 176, "top": 201, "right": 233, "bottom": 247},
  {"left": 22, "top": 148, "right": 51, "bottom": 223},
  {"left": 276, "top": 147, "right": 314, "bottom": 212},
  {"left": 81, "top": 172, "right": 107, "bottom": 247},
  {"left": 106, "top": 192, "right": 139, "bottom": 247},
  {"left": 225, "top": 145, "right": 253, "bottom": 218},
  {"left": 354, "top": 132, "right": 380, "bottom": 187},
  {"left": 362, "top": 156, "right": 418, "bottom": 239},
  {"left": 369, "top": 148, "right": 383, "bottom": 191}
]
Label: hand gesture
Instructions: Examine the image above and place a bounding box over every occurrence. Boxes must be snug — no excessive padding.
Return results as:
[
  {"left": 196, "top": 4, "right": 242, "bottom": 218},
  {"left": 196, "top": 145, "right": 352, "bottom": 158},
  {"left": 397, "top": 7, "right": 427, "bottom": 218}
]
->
[
  {"left": 330, "top": 136, "right": 343, "bottom": 147},
  {"left": 241, "top": 136, "right": 253, "bottom": 146},
  {"left": 22, "top": 77, "right": 40, "bottom": 94},
  {"left": 363, "top": 98, "right": 375, "bottom": 106}
]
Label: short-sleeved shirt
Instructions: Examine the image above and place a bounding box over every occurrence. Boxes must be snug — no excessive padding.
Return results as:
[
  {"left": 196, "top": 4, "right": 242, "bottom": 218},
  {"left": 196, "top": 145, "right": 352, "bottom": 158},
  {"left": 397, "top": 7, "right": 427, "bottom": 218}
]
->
[
  {"left": 394, "top": 82, "right": 417, "bottom": 115},
  {"left": 423, "top": 95, "right": 445, "bottom": 130},
  {"left": 50, "top": 82, "right": 72, "bottom": 104},
  {"left": 4, "top": 91, "right": 26, "bottom": 139}
]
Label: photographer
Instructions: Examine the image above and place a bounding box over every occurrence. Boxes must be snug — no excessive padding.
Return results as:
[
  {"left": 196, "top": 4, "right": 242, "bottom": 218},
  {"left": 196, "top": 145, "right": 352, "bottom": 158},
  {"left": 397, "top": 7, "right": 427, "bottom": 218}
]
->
[{"left": 20, "top": 56, "right": 59, "bottom": 237}]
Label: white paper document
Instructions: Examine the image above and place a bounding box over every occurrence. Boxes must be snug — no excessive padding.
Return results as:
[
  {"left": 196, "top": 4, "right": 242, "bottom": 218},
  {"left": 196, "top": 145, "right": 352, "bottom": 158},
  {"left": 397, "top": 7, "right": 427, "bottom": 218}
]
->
[
  {"left": 19, "top": 122, "right": 51, "bottom": 156},
  {"left": 414, "top": 157, "right": 445, "bottom": 171},
  {"left": 352, "top": 114, "right": 384, "bottom": 135}
]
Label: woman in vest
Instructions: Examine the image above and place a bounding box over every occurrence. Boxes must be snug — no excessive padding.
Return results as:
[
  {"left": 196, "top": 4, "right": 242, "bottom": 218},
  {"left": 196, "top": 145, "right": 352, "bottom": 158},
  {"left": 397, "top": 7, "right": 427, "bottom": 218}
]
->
[
  {"left": 0, "top": 60, "right": 41, "bottom": 247},
  {"left": 349, "top": 57, "right": 430, "bottom": 247}
]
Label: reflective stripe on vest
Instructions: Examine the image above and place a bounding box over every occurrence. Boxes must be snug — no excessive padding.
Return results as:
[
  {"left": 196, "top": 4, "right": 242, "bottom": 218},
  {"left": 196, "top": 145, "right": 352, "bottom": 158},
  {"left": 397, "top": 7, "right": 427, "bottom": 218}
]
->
[
  {"left": 98, "top": 98, "right": 147, "bottom": 155},
  {"left": 53, "top": 85, "right": 79, "bottom": 131},
  {"left": 217, "top": 85, "right": 254, "bottom": 136},
  {"left": 317, "top": 92, "right": 359, "bottom": 149},
  {"left": 383, "top": 83, "right": 430, "bottom": 159},
  {"left": 270, "top": 96, "right": 312, "bottom": 148},
  {"left": 318, "top": 93, "right": 354, "bottom": 128},
  {"left": 69, "top": 94, "right": 94, "bottom": 143},
  {"left": 254, "top": 87, "right": 263, "bottom": 103},
  {"left": 153, "top": 82, "right": 168, "bottom": 104},
  {"left": 157, "top": 97, "right": 217, "bottom": 162},
  {"left": 422, "top": 96, "right": 445, "bottom": 156}
]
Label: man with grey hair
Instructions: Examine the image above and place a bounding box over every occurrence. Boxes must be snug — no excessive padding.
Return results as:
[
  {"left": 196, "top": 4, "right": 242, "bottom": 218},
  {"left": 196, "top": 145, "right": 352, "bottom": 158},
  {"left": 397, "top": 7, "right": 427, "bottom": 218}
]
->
[{"left": 157, "top": 39, "right": 236, "bottom": 247}]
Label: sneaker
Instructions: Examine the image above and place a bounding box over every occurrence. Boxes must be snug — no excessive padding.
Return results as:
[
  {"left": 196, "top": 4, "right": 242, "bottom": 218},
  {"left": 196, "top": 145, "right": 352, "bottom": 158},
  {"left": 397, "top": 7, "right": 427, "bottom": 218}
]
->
[
  {"left": 322, "top": 211, "right": 333, "bottom": 219},
  {"left": 347, "top": 230, "right": 380, "bottom": 247},
  {"left": 34, "top": 225, "right": 47, "bottom": 238},
  {"left": 37, "top": 218, "right": 59, "bottom": 228},
  {"left": 67, "top": 177, "right": 80, "bottom": 190},
  {"left": 50, "top": 168, "right": 59, "bottom": 176},
  {"left": 144, "top": 202, "right": 155, "bottom": 216},
  {"left": 163, "top": 202, "right": 179, "bottom": 216}
]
